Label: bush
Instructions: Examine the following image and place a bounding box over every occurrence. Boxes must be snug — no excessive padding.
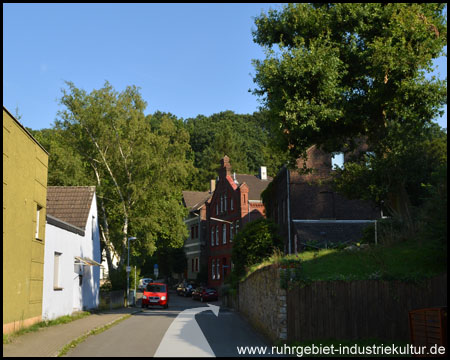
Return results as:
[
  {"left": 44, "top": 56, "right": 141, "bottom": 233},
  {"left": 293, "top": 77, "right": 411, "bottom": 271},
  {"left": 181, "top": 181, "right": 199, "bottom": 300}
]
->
[{"left": 231, "top": 218, "right": 283, "bottom": 278}]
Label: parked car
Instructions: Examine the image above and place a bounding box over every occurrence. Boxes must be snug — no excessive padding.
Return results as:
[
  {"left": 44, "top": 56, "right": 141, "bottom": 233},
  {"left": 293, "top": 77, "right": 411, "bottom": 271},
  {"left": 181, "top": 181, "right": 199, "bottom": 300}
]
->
[
  {"left": 142, "top": 283, "right": 169, "bottom": 309},
  {"left": 138, "top": 278, "right": 153, "bottom": 291},
  {"left": 192, "top": 287, "right": 218, "bottom": 302},
  {"left": 178, "top": 282, "right": 198, "bottom": 297}
]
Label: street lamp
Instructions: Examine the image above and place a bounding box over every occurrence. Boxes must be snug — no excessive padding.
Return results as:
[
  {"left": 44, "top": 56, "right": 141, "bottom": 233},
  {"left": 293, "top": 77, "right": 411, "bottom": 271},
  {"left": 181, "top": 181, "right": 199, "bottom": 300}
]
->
[{"left": 127, "top": 236, "right": 137, "bottom": 306}]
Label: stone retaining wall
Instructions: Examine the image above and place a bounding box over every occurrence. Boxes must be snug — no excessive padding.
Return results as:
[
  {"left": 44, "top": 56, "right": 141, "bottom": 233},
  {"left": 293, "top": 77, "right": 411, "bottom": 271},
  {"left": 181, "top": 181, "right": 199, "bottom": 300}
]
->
[{"left": 238, "top": 265, "right": 287, "bottom": 342}]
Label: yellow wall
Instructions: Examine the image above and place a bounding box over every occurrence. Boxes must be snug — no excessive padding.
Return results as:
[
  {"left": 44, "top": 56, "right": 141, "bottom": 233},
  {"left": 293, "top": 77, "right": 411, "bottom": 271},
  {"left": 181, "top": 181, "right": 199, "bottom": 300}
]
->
[{"left": 3, "top": 108, "right": 49, "bottom": 334}]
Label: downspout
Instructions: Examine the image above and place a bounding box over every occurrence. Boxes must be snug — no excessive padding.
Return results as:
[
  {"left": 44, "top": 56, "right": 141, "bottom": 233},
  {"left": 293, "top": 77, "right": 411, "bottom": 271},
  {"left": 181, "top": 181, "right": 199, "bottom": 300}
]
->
[{"left": 287, "top": 166, "right": 291, "bottom": 255}]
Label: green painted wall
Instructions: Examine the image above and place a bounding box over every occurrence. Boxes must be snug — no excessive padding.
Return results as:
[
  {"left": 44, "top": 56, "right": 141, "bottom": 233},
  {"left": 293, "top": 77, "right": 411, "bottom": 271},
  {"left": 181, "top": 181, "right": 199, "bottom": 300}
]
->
[{"left": 3, "top": 108, "right": 49, "bottom": 333}]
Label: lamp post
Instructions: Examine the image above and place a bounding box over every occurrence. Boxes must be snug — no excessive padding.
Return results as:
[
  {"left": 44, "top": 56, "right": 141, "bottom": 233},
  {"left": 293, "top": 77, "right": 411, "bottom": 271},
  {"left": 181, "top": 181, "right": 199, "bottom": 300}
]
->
[{"left": 127, "top": 236, "right": 137, "bottom": 306}]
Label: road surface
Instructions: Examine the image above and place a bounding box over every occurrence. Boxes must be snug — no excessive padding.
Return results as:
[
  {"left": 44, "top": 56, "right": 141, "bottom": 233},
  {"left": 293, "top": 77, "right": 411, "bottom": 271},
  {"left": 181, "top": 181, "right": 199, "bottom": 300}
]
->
[{"left": 64, "top": 290, "right": 272, "bottom": 357}]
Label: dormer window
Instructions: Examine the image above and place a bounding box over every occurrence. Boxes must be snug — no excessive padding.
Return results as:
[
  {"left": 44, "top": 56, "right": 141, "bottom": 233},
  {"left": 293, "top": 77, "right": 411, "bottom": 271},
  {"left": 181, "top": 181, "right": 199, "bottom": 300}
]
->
[{"left": 331, "top": 152, "right": 344, "bottom": 170}]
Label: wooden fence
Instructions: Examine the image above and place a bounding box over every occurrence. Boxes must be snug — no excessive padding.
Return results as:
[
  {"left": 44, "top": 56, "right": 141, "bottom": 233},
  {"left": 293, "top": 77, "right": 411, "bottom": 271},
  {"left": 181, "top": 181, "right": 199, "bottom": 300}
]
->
[{"left": 287, "top": 273, "right": 447, "bottom": 342}]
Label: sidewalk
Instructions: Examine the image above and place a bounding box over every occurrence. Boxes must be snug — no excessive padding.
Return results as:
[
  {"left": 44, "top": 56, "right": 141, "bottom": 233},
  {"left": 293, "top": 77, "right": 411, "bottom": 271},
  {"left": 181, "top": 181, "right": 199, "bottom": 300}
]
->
[{"left": 3, "top": 307, "right": 141, "bottom": 357}]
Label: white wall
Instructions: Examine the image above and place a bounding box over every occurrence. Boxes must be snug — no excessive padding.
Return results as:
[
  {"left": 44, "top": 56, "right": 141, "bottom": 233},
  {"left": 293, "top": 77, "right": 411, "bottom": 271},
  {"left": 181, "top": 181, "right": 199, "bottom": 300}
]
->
[
  {"left": 42, "top": 223, "right": 78, "bottom": 320},
  {"left": 42, "top": 193, "right": 101, "bottom": 320}
]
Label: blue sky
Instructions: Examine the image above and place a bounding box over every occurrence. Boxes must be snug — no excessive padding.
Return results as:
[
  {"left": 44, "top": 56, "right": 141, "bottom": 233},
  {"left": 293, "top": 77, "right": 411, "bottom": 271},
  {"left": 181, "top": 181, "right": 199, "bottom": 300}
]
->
[{"left": 3, "top": 3, "right": 447, "bottom": 131}]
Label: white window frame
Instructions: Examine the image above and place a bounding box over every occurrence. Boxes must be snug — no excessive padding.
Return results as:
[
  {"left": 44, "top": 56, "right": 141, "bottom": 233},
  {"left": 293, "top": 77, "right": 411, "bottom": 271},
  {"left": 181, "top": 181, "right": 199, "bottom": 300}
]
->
[
  {"left": 223, "top": 224, "right": 227, "bottom": 244},
  {"left": 53, "top": 252, "right": 62, "bottom": 290},
  {"left": 35, "top": 204, "right": 42, "bottom": 239}
]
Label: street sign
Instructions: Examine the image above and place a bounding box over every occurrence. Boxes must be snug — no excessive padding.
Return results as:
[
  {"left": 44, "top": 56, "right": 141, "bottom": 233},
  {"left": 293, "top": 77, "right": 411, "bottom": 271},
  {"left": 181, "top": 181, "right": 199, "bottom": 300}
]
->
[{"left": 126, "top": 266, "right": 131, "bottom": 273}]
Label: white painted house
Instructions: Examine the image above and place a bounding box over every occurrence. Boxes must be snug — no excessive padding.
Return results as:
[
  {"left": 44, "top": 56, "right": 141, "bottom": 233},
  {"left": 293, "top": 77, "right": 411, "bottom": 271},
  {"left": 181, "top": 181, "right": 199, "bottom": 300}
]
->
[{"left": 42, "top": 186, "right": 101, "bottom": 320}]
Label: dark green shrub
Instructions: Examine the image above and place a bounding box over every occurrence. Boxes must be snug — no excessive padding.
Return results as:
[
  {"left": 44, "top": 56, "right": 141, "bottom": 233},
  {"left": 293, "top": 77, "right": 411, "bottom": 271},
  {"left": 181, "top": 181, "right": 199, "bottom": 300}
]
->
[{"left": 231, "top": 218, "right": 283, "bottom": 278}]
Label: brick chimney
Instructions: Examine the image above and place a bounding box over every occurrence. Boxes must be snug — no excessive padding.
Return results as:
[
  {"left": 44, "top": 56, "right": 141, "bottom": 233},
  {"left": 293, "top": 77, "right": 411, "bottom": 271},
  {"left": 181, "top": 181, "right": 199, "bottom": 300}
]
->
[
  {"left": 219, "top": 155, "right": 232, "bottom": 178},
  {"left": 260, "top": 166, "right": 267, "bottom": 180}
]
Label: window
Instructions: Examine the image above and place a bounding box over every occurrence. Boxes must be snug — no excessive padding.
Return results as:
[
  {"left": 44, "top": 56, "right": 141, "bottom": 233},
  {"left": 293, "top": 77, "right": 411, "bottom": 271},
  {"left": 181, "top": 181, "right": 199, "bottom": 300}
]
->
[
  {"left": 195, "top": 225, "right": 198, "bottom": 239},
  {"left": 230, "top": 222, "right": 234, "bottom": 242},
  {"left": 195, "top": 258, "right": 199, "bottom": 272},
  {"left": 53, "top": 252, "right": 62, "bottom": 290},
  {"left": 211, "top": 228, "right": 215, "bottom": 246},
  {"left": 191, "top": 226, "right": 194, "bottom": 239},
  {"left": 216, "top": 259, "right": 220, "bottom": 280},
  {"left": 331, "top": 152, "right": 345, "bottom": 170},
  {"left": 231, "top": 197, "right": 234, "bottom": 211},
  {"left": 223, "top": 224, "right": 227, "bottom": 244},
  {"left": 92, "top": 216, "right": 95, "bottom": 241},
  {"left": 35, "top": 204, "right": 42, "bottom": 239},
  {"left": 224, "top": 193, "right": 227, "bottom": 212},
  {"left": 216, "top": 226, "right": 219, "bottom": 245},
  {"left": 236, "top": 220, "right": 239, "bottom": 234},
  {"left": 220, "top": 195, "right": 223, "bottom": 213},
  {"left": 192, "top": 258, "right": 194, "bottom": 272},
  {"left": 216, "top": 203, "right": 219, "bottom": 216},
  {"left": 212, "top": 259, "right": 215, "bottom": 280}
]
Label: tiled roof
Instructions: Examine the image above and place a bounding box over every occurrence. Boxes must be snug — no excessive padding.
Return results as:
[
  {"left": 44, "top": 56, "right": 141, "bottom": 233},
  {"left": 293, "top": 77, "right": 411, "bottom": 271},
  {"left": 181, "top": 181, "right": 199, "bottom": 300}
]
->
[
  {"left": 182, "top": 191, "right": 211, "bottom": 211},
  {"left": 46, "top": 186, "right": 96, "bottom": 229},
  {"left": 235, "top": 174, "right": 272, "bottom": 201}
]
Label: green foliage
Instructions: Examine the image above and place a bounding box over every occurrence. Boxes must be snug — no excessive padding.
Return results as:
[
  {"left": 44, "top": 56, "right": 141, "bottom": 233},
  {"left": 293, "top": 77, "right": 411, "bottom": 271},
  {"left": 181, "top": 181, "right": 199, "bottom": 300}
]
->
[
  {"left": 184, "top": 110, "right": 289, "bottom": 190},
  {"left": 416, "top": 163, "right": 447, "bottom": 265},
  {"left": 155, "top": 246, "right": 187, "bottom": 279},
  {"left": 252, "top": 3, "right": 447, "bottom": 225},
  {"left": 45, "top": 81, "right": 194, "bottom": 289},
  {"left": 231, "top": 218, "right": 283, "bottom": 278}
]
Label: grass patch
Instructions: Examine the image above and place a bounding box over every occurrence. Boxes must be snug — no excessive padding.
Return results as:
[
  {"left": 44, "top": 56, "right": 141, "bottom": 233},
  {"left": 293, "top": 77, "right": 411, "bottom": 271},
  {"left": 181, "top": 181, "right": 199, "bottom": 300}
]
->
[
  {"left": 242, "top": 239, "right": 446, "bottom": 285},
  {"left": 274, "top": 339, "right": 412, "bottom": 357},
  {"left": 3, "top": 311, "right": 91, "bottom": 344},
  {"left": 57, "top": 313, "right": 133, "bottom": 356}
]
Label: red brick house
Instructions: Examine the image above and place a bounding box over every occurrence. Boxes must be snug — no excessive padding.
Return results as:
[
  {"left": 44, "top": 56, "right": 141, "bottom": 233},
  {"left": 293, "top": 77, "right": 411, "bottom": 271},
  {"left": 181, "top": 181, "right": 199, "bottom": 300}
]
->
[
  {"left": 206, "top": 156, "right": 271, "bottom": 288},
  {"left": 268, "top": 145, "right": 381, "bottom": 254}
]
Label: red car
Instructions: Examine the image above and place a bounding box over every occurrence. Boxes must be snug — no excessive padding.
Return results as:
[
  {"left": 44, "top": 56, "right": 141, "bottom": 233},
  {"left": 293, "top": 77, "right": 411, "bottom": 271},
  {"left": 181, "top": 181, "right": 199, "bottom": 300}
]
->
[
  {"left": 192, "top": 287, "right": 218, "bottom": 302},
  {"left": 142, "top": 283, "right": 169, "bottom": 309}
]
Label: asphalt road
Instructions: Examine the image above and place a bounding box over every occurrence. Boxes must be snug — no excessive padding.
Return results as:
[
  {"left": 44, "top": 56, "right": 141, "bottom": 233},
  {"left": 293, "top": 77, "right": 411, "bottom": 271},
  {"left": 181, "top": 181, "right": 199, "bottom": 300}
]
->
[{"left": 64, "top": 290, "right": 272, "bottom": 357}]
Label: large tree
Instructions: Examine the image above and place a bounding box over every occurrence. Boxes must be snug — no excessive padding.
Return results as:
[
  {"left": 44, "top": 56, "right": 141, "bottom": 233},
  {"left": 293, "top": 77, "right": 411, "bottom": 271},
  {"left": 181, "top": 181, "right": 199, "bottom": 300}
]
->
[
  {"left": 252, "top": 3, "right": 447, "bottom": 226},
  {"left": 54, "top": 81, "right": 194, "bottom": 288},
  {"left": 185, "top": 110, "right": 289, "bottom": 190}
]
